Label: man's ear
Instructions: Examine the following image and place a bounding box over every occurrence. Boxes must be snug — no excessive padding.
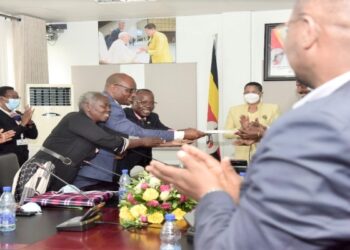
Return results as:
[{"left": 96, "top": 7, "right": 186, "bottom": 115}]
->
[
  {"left": 83, "top": 102, "right": 91, "bottom": 112},
  {"left": 300, "top": 15, "right": 320, "bottom": 50}
]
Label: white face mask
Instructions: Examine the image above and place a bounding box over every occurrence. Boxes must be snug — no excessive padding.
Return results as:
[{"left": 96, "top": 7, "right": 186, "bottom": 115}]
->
[{"left": 244, "top": 93, "right": 260, "bottom": 104}]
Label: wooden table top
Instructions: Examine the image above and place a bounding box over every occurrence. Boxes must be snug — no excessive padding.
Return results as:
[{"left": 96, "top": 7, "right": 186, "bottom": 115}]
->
[{"left": 0, "top": 206, "right": 193, "bottom": 250}]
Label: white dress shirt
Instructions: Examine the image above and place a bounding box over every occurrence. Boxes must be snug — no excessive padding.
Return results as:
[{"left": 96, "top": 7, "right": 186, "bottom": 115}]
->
[{"left": 293, "top": 71, "right": 350, "bottom": 109}]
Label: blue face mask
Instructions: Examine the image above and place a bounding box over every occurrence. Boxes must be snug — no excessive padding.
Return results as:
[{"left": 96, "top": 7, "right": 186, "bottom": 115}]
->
[{"left": 5, "top": 98, "right": 20, "bottom": 111}]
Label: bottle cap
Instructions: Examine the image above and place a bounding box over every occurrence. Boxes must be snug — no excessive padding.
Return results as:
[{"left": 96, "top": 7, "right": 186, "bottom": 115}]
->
[
  {"left": 3, "top": 186, "right": 12, "bottom": 192},
  {"left": 122, "top": 169, "right": 129, "bottom": 174},
  {"left": 165, "top": 213, "right": 175, "bottom": 221}
]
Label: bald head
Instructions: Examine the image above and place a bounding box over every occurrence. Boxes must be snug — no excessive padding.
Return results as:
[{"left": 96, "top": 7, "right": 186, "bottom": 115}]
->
[
  {"left": 294, "top": 0, "right": 350, "bottom": 27},
  {"left": 286, "top": 0, "right": 350, "bottom": 88},
  {"left": 104, "top": 73, "right": 137, "bottom": 105},
  {"left": 105, "top": 73, "right": 136, "bottom": 89}
]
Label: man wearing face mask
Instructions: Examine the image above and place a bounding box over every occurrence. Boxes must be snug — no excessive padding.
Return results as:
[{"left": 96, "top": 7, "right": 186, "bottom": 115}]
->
[
  {"left": 224, "top": 82, "right": 280, "bottom": 161},
  {"left": 0, "top": 86, "right": 38, "bottom": 166}
]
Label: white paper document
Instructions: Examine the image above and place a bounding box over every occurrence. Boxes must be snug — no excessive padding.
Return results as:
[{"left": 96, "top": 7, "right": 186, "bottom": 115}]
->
[{"left": 205, "top": 129, "right": 238, "bottom": 134}]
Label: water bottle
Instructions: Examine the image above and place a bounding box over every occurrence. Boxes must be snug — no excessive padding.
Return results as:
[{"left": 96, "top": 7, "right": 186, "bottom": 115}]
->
[
  {"left": 0, "top": 186, "right": 16, "bottom": 232},
  {"left": 160, "top": 213, "right": 182, "bottom": 250},
  {"left": 118, "top": 169, "right": 130, "bottom": 201}
]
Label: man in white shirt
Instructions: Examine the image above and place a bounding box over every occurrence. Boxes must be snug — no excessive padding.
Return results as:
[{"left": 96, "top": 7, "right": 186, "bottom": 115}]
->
[{"left": 107, "top": 32, "right": 137, "bottom": 64}]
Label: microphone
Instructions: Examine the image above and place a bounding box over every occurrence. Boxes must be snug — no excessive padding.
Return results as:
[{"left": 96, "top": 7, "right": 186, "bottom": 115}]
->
[
  {"left": 32, "top": 162, "right": 92, "bottom": 201},
  {"left": 83, "top": 160, "right": 144, "bottom": 178},
  {"left": 32, "top": 163, "right": 106, "bottom": 232},
  {"left": 83, "top": 160, "right": 121, "bottom": 178}
]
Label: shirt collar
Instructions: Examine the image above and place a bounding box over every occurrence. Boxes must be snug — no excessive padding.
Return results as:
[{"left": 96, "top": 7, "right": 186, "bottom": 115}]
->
[
  {"left": 133, "top": 110, "right": 147, "bottom": 122},
  {"left": 0, "top": 106, "right": 12, "bottom": 117},
  {"left": 293, "top": 71, "right": 350, "bottom": 109}
]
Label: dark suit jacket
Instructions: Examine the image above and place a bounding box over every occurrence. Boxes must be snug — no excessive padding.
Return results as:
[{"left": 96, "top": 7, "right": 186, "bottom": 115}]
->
[
  {"left": 0, "top": 109, "right": 38, "bottom": 165},
  {"left": 33, "top": 111, "right": 126, "bottom": 191},
  {"left": 195, "top": 81, "right": 350, "bottom": 249},
  {"left": 117, "top": 108, "right": 169, "bottom": 174}
]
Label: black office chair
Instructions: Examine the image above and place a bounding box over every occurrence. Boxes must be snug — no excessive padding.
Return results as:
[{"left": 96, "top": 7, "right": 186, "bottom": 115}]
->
[{"left": 0, "top": 153, "right": 20, "bottom": 188}]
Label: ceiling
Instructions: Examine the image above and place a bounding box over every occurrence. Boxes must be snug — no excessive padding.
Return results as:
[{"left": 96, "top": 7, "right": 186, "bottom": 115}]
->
[{"left": 0, "top": 0, "right": 295, "bottom": 23}]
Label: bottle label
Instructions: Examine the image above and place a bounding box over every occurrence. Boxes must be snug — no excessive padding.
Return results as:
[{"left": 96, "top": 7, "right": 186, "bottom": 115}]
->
[
  {"left": 118, "top": 187, "right": 127, "bottom": 200},
  {"left": 0, "top": 211, "right": 16, "bottom": 230}
]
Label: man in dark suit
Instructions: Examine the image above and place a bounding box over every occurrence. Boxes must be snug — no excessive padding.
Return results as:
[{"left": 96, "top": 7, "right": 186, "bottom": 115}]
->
[
  {"left": 0, "top": 86, "right": 38, "bottom": 166},
  {"left": 119, "top": 89, "right": 169, "bottom": 173},
  {"left": 146, "top": 0, "right": 350, "bottom": 249}
]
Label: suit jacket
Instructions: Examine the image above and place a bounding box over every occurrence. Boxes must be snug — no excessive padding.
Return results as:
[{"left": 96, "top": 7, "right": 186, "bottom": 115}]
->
[
  {"left": 76, "top": 94, "right": 174, "bottom": 183},
  {"left": 0, "top": 109, "right": 38, "bottom": 166},
  {"left": 195, "top": 81, "right": 350, "bottom": 249},
  {"left": 17, "top": 111, "right": 126, "bottom": 191},
  {"left": 224, "top": 102, "right": 280, "bottom": 161},
  {"left": 148, "top": 31, "right": 173, "bottom": 63},
  {"left": 117, "top": 108, "right": 169, "bottom": 174}
]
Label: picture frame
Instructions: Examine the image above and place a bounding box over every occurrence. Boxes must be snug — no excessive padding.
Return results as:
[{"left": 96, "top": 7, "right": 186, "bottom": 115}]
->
[{"left": 263, "top": 23, "right": 296, "bottom": 81}]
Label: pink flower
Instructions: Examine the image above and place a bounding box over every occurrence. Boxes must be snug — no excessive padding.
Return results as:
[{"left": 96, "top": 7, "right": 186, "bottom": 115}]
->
[
  {"left": 161, "top": 202, "right": 171, "bottom": 210},
  {"left": 140, "top": 215, "right": 148, "bottom": 223},
  {"left": 147, "top": 200, "right": 159, "bottom": 207},
  {"left": 180, "top": 194, "right": 188, "bottom": 203},
  {"left": 141, "top": 182, "right": 149, "bottom": 190},
  {"left": 127, "top": 193, "right": 137, "bottom": 205},
  {"left": 160, "top": 184, "right": 171, "bottom": 192}
]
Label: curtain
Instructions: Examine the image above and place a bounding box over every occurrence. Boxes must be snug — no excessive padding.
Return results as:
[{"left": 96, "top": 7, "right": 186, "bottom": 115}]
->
[
  {"left": 12, "top": 15, "right": 48, "bottom": 105},
  {"left": 0, "top": 16, "right": 15, "bottom": 87}
]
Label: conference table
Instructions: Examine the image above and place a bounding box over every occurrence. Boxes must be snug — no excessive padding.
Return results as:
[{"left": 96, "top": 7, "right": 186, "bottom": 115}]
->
[{"left": 0, "top": 206, "right": 193, "bottom": 250}]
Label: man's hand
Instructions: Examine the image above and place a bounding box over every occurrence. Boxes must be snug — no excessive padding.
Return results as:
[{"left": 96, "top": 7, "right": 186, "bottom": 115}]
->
[
  {"left": 138, "top": 47, "right": 147, "bottom": 53},
  {"left": 128, "top": 137, "right": 164, "bottom": 149},
  {"left": 183, "top": 128, "right": 206, "bottom": 140},
  {"left": 21, "top": 106, "right": 35, "bottom": 126},
  {"left": 0, "top": 129, "right": 16, "bottom": 144},
  {"left": 140, "top": 137, "right": 165, "bottom": 147},
  {"left": 146, "top": 144, "right": 242, "bottom": 203}
]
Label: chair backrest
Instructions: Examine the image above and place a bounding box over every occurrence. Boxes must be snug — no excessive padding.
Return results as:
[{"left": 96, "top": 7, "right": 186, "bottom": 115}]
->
[{"left": 0, "top": 153, "right": 20, "bottom": 188}]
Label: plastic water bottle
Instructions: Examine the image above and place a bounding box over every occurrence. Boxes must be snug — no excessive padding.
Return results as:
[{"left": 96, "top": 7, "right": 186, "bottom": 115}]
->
[
  {"left": 160, "top": 213, "right": 182, "bottom": 250},
  {"left": 0, "top": 186, "right": 16, "bottom": 232},
  {"left": 118, "top": 169, "right": 130, "bottom": 201}
]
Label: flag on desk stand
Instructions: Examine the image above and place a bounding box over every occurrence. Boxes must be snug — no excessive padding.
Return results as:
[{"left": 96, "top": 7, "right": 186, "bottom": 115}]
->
[{"left": 206, "top": 38, "right": 221, "bottom": 160}]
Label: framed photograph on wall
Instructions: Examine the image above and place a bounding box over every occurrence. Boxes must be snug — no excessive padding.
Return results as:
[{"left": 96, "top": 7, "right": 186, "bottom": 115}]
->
[
  {"left": 98, "top": 18, "right": 176, "bottom": 65},
  {"left": 263, "top": 23, "right": 296, "bottom": 81}
]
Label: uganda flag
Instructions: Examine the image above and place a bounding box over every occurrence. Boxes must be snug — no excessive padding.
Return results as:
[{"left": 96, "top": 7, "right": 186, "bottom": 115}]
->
[{"left": 206, "top": 41, "right": 220, "bottom": 160}]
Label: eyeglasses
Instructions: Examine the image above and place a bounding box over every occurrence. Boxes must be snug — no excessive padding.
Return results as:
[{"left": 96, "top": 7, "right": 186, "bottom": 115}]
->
[
  {"left": 114, "top": 83, "right": 136, "bottom": 94},
  {"left": 135, "top": 100, "right": 157, "bottom": 106}
]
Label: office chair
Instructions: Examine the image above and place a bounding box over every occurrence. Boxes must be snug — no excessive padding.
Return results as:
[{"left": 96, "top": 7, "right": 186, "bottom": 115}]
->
[{"left": 0, "top": 153, "right": 20, "bottom": 188}]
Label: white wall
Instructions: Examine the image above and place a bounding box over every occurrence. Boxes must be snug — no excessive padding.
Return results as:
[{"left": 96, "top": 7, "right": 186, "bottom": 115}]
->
[
  {"left": 47, "top": 9, "right": 293, "bottom": 159},
  {"left": 48, "top": 21, "right": 98, "bottom": 84}
]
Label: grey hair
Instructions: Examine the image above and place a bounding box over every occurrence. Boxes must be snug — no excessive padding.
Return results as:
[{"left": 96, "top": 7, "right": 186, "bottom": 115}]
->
[
  {"left": 78, "top": 92, "right": 105, "bottom": 110},
  {"left": 118, "top": 31, "right": 129, "bottom": 39}
]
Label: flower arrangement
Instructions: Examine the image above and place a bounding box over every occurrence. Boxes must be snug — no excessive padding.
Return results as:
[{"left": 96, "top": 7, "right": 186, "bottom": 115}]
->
[{"left": 118, "top": 171, "right": 196, "bottom": 229}]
